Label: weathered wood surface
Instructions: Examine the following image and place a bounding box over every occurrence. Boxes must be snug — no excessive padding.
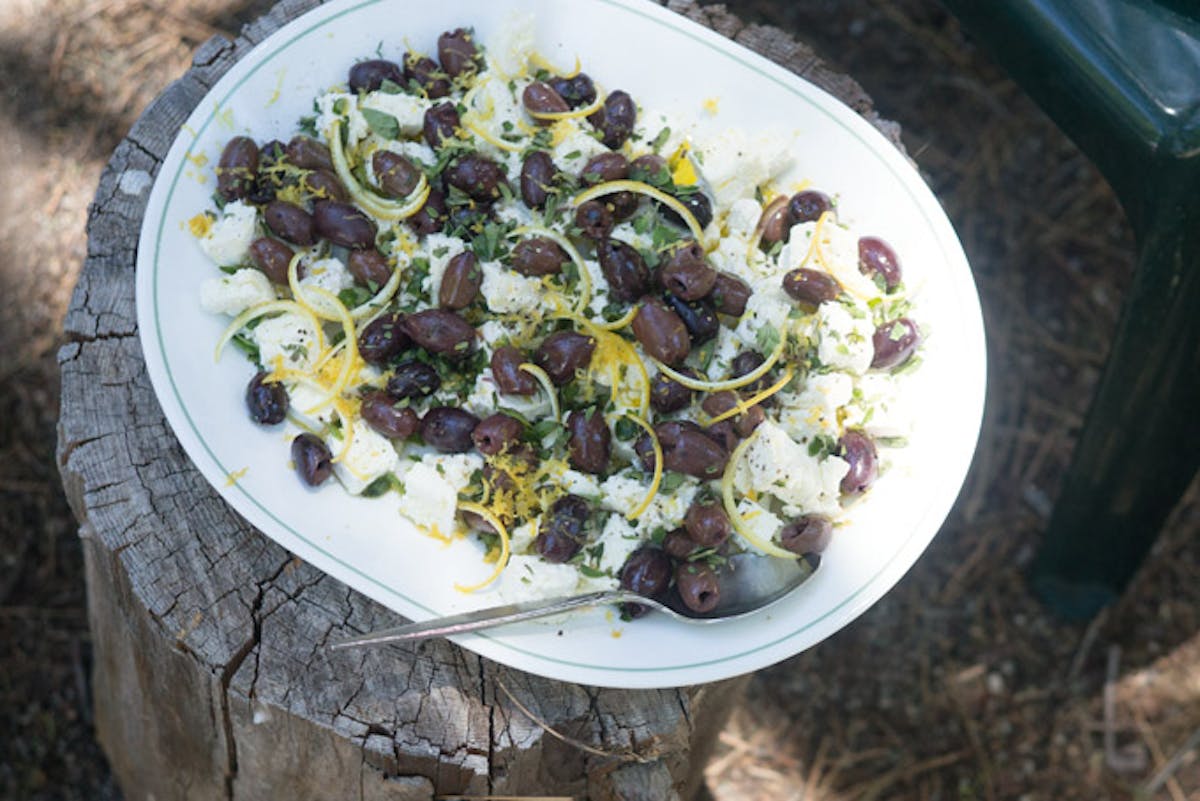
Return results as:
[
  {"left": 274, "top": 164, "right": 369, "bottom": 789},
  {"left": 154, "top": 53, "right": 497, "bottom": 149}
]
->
[{"left": 57, "top": 1, "right": 903, "bottom": 799}]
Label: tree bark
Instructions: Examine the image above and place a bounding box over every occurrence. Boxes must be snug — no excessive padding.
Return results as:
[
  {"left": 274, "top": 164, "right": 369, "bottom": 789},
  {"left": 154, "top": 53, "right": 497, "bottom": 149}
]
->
[{"left": 57, "top": 1, "right": 902, "bottom": 798}]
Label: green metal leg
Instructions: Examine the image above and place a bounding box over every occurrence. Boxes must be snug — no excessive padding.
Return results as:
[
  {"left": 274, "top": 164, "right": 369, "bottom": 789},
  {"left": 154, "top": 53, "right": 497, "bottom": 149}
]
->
[{"left": 939, "top": 0, "right": 1200, "bottom": 617}]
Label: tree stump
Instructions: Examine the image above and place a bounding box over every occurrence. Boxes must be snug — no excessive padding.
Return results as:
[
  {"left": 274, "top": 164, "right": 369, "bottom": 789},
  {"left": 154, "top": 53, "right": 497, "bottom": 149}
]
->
[{"left": 57, "top": 1, "right": 902, "bottom": 798}]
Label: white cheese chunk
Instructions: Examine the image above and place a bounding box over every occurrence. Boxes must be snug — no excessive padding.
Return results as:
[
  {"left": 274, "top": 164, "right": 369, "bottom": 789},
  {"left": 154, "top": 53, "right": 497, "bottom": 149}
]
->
[
  {"left": 421, "top": 452, "right": 484, "bottom": 494},
  {"left": 777, "top": 371, "right": 854, "bottom": 441},
  {"left": 595, "top": 514, "right": 642, "bottom": 576},
  {"left": 331, "top": 421, "right": 399, "bottom": 495},
  {"left": 480, "top": 260, "right": 542, "bottom": 314},
  {"left": 736, "top": 421, "right": 848, "bottom": 516},
  {"left": 199, "top": 268, "right": 275, "bottom": 317},
  {"left": 495, "top": 554, "right": 582, "bottom": 604},
  {"left": 315, "top": 92, "right": 368, "bottom": 146},
  {"left": 299, "top": 257, "right": 354, "bottom": 297},
  {"left": 199, "top": 200, "right": 258, "bottom": 267},
  {"left": 551, "top": 125, "right": 610, "bottom": 175},
  {"left": 253, "top": 312, "right": 319, "bottom": 372},
  {"left": 396, "top": 462, "right": 459, "bottom": 536},
  {"left": 815, "top": 300, "right": 875, "bottom": 375}
]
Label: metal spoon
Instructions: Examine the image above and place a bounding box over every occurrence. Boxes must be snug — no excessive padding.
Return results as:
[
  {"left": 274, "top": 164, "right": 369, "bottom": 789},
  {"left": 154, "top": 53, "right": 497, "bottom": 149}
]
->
[{"left": 328, "top": 553, "right": 814, "bottom": 651}]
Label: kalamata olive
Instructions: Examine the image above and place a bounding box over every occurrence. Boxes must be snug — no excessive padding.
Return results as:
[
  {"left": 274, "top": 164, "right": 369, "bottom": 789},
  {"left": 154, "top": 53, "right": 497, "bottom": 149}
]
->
[
  {"left": 566, "top": 408, "right": 611, "bottom": 474},
  {"left": 575, "top": 200, "right": 614, "bottom": 240},
  {"left": 404, "top": 309, "right": 477, "bottom": 359},
  {"left": 217, "top": 136, "right": 259, "bottom": 201},
  {"left": 472, "top": 412, "right": 525, "bottom": 456},
  {"left": 372, "top": 151, "right": 421, "bottom": 198},
  {"left": 357, "top": 312, "right": 410, "bottom": 365},
  {"left": 313, "top": 200, "right": 377, "bottom": 249},
  {"left": 437, "top": 28, "right": 480, "bottom": 77},
  {"left": 701, "top": 391, "right": 738, "bottom": 419},
  {"left": 662, "top": 190, "right": 713, "bottom": 231},
  {"left": 386, "top": 361, "right": 441, "bottom": 400},
  {"left": 596, "top": 238, "right": 649, "bottom": 302},
  {"left": 285, "top": 135, "right": 333, "bottom": 171},
  {"left": 300, "top": 168, "right": 347, "bottom": 203},
  {"left": 349, "top": 58, "right": 404, "bottom": 93},
  {"left": 359, "top": 390, "right": 420, "bottom": 439},
  {"left": 346, "top": 249, "right": 392, "bottom": 288},
  {"left": 589, "top": 89, "right": 636, "bottom": 149},
  {"left": 461, "top": 509, "right": 498, "bottom": 535},
  {"left": 733, "top": 404, "right": 765, "bottom": 437},
  {"left": 534, "top": 330, "right": 595, "bottom": 385},
  {"left": 259, "top": 139, "right": 286, "bottom": 169},
  {"left": 858, "top": 236, "right": 902, "bottom": 291},
  {"left": 676, "top": 562, "right": 720, "bottom": 614},
  {"left": 407, "top": 188, "right": 447, "bottom": 234},
  {"left": 424, "top": 102, "right": 461, "bottom": 148},
  {"left": 629, "top": 153, "right": 669, "bottom": 183},
  {"left": 580, "top": 152, "right": 629, "bottom": 184},
  {"left": 705, "top": 419, "right": 740, "bottom": 453},
  {"left": 757, "top": 195, "right": 791, "bottom": 246},
  {"left": 632, "top": 297, "right": 690, "bottom": 365},
  {"left": 730, "top": 350, "right": 773, "bottom": 398},
  {"left": 789, "top": 190, "right": 832, "bottom": 224},
  {"left": 634, "top": 431, "right": 657, "bottom": 472},
  {"left": 535, "top": 495, "right": 590, "bottom": 563},
  {"left": 838, "top": 429, "right": 879, "bottom": 494},
  {"left": 711, "top": 272, "right": 752, "bottom": 316},
  {"left": 445, "top": 154, "right": 509, "bottom": 202},
  {"left": 291, "top": 433, "right": 332, "bottom": 487},
  {"left": 660, "top": 241, "right": 717, "bottom": 301},
  {"left": 523, "top": 81, "right": 570, "bottom": 118},
  {"left": 519, "top": 151, "right": 558, "bottom": 209},
  {"left": 511, "top": 237, "right": 569, "bottom": 276},
  {"left": 656, "top": 420, "right": 728, "bottom": 478},
  {"left": 419, "top": 407, "right": 479, "bottom": 453},
  {"left": 663, "top": 294, "right": 719, "bottom": 344},
  {"left": 649, "top": 368, "right": 697, "bottom": 413},
  {"left": 403, "top": 54, "right": 451, "bottom": 98},
  {"left": 618, "top": 547, "right": 673, "bottom": 618},
  {"left": 246, "top": 371, "right": 288, "bottom": 425},
  {"left": 662, "top": 528, "right": 699, "bottom": 560},
  {"left": 548, "top": 73, "right": 597, "bottom": 108},
  {"left": 248, "top": 142, "right": 280, "bottom": 203},
  {"left": 684, "top": 498, "right": 732, "bottom": 548},
  {"left": 871, "top": 317, "right": 920, "bottom": 370},
  {"left": 780, "top": 515, "right": 833, "bottom": 555},
  {"left": 438, "top": 251, "right": 481, "bottom": 310},
  {"left": 783, "top": 267, "right": 841, "bottom": 305},
  {"left": 248, "top": 237, "right": 294, "bottom": 284},
  {"left": 491, "top": 346, "right": 538, "bottom": 395},
  {"left": 263, "top": 200, "right": 315, "bottom": 246}
]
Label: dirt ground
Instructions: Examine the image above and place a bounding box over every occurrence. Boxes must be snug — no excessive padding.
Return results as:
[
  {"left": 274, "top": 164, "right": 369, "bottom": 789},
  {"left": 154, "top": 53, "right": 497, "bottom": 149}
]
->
[{"left": 0, "top": 1, "right": 1196, "bottom": 799}]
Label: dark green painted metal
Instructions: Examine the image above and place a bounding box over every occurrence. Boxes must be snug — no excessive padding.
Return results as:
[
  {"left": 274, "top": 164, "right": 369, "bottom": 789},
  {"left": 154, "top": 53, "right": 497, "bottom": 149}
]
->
[{"left": 939, "top": 0, "right": 1200, "bottom": 618}]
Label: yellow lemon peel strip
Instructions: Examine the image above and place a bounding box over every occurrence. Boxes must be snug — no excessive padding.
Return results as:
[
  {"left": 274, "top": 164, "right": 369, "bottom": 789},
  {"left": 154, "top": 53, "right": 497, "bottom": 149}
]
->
[{"left": 453, "top": 503, "right": 511, "bottom": 593}]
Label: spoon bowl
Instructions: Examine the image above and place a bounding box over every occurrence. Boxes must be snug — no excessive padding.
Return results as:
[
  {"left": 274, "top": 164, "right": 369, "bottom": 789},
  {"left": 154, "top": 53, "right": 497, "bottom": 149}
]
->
[{"left": 328, "top": 554, "right": 815, "bottom": 651}]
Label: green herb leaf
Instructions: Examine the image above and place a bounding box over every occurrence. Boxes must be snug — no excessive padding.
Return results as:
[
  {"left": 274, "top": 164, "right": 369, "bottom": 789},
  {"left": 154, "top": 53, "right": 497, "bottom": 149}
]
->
[{"left": 361, "top": 107, "right": 401, "bottom": 139}]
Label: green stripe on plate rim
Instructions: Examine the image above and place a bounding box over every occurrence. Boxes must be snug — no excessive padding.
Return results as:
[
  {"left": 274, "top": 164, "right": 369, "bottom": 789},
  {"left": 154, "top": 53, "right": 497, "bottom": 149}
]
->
[{"left": 153, "top": 0, "right": 961, "bottom": 673}]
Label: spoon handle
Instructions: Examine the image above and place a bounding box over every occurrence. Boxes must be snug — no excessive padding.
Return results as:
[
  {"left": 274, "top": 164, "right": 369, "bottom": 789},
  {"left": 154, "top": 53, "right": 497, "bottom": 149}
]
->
[{"left": 328, "top": 590, "right": 644, "bottom": 649}]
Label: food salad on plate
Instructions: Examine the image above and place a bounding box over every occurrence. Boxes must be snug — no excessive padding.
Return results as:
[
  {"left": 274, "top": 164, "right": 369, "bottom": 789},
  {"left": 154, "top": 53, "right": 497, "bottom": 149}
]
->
[{"left": 190, "top": 18, "right": 922, "bottom": 620}]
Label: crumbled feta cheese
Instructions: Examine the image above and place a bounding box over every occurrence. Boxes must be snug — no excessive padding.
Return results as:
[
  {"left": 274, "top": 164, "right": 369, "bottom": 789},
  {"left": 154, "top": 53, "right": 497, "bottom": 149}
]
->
[
  {"left": 734, "top": 498, "right": 785, "bottom": 554},
  {"left": 286, "top": 381, "right": 336, "bottom": 429},
  {"left": 199, "top": 268, "right": 274, "bottom": 316},
  {"left": 695, "top": 129, "right": 792, "bottom": 209},
  {"left": 600, "top": 471, "right": 697, "bottom": 535},
  {"left": 421, "top": 452, "right": 484, "bottom": 494},
  {"left": 844, "top": 372, "right": 915, "bottom": 439},
  {"left": 315, "top": 92, "right": 368, "bottom": 146},
  {"left": 558, "top": 469, "right": 602, "bottom": 499},
  {"left": 552, "top": 125, "right": 611, "bottom": 175},
  {"left": 815, "top": 301, "right": 875, "bottom": 374},
  {"left": 253, "top": 312, "right": 319, "bottom": 371},
  {"left": 396, "top": 462, "right": 459, "bottom": 536},
  {"left": 360, "top": 91, "right": 429, "bottom": 136},
  {"left": 776, "top": 371, "right": 854, "bottom": 440},
  {"left": 331, "top": 421, "right": 399, "bottom": 495},
  {"left": 480, "top": 260, "right": 542, "bottom": 314},
  {"left": 595, "top": 514, "right": 642, "bottom": 575},
  {"left": 733, "top": 285, "right": 792, "bottom": 348},
  {"left": 299, "top": 257, "right": 354, "bottom": 297},
  {"left": 736, "top": 421, "right": 848, "bottom": 515},
  {"left": 726, "top": 198, "right": 763, "bottom": 238},
  {"left": 495, "top": 554, "right": 582, "bottom": 603},
  {"left": 465, "top": 370, "right": 551, "bottom": 419},
  {"left": 199, "top": 200, "right": 258, "bottom": 267}
]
